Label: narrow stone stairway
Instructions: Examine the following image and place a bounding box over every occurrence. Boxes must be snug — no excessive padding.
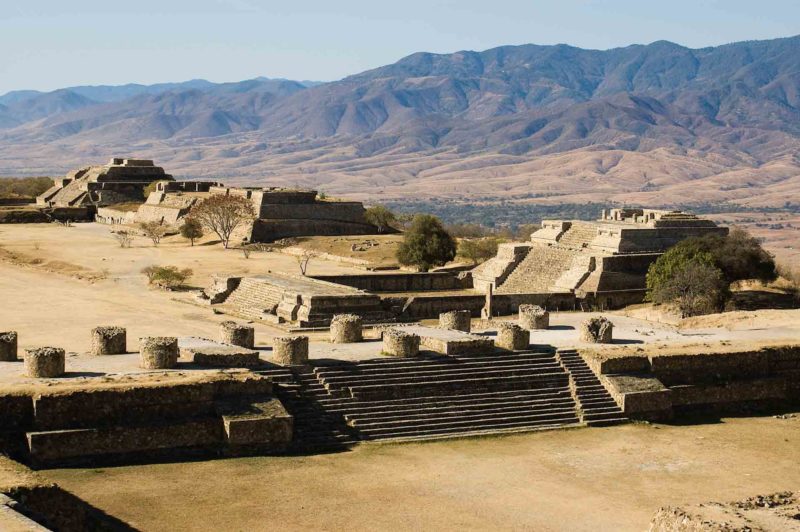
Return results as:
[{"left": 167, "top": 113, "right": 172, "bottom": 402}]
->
[{"left": 556, "top": 349, "right": 628, "bottom": 426}]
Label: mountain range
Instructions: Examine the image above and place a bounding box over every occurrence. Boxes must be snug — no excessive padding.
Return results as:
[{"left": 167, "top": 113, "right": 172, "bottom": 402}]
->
[{"left": 2, "top": 36, "right": 800, "bottom": 209}]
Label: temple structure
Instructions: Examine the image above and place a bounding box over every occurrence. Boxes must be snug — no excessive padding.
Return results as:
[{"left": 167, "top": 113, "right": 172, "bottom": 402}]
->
[
  {"left": 37, "top": 158, "right": 173, "bottom": 207},
  {"left": 472, "top": 208, "right": 728, "bottom": 309}
]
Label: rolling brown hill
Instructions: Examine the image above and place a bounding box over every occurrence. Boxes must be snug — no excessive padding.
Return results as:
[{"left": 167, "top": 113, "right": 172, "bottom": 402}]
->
[{"left": 1, "top": 37, "right": 800, "bottom": 209}]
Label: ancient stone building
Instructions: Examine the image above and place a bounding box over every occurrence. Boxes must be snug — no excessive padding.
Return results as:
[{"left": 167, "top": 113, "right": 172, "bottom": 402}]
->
[
  {"left": 37, "top": 158, "right": 173, "bottom": 208},
  {"left": 472, "top": 209, "right": 728, "bottom": 309},
  {"left": 208, "top": 185, "right": 380, "bottom": 242}
]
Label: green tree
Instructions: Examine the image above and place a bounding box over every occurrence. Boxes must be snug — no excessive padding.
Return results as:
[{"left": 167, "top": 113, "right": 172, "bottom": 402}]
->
[
  {"left": 180, "top": 217, "right": 204, "bottom": 246},
  {"left": 397, "top": 214, "right": 456, "bottom": 272},
  {"left": 457, "top": 237, "right": 500, "bottom": 265},
  {"left": 364, "top": 205, "right": 397, "bottom": 233}
]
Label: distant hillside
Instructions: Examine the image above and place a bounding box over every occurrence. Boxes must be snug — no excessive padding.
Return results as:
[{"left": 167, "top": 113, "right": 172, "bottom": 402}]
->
[{"left": 1, "top": 37, "right": 800, "bottom": 209}]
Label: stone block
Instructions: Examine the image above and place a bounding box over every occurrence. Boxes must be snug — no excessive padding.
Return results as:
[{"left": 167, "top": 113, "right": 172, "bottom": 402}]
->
[
  {"left": 218, "top": 321, "right": 255, "bottom": 349},
  {"left": 439, "top": 310, "right": 471, "bottom": 332},
  {"left": 579, "top": 317, "right": 613, "bottom": 343},
  {"left": 24, "top": 348, "right": 65, "bottom": 378},
  {"left": 496, "top": 322, "right": 529, "bottom": 351},
  {"left": 218, "top": 397, "right": 293, "bottom": 453},
  {"left": 90, "top": 326, "right": 126, "bottom": 356},
  {"left": 139, "top": 337, "right": 179, "bottom": 369},
  {"left": 272, "top": 336, "right": 309, "bottom": 366},
  {"left": 518, "top": 305, "right": 549, "bottom": 330},
  {"left": 0, "top": 331, "right": 18, "bottom": 361},
  {"left": 330, "top": 314, "right": 363, "bottom": 343},
  {"left": 382, "top": 329, "right": 421, "bottom": 358}
]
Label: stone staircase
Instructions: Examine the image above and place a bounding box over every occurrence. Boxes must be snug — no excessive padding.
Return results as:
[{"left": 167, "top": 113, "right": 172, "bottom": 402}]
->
[
  {"left": 223, "top": 278, "right": 286, "bottom": 321},
  {"left": 552, "top": 254, "right": 595, "bottom": 291},
  {"left": 302, "top": 351, "right": 589, "bottom": 442},
  {"left": 266, "top": 368, "right": 360, "bottom": 453},
  {"left": 256, "top": 350, "right": 627, "bottom": 449},
  {"left": 497, "top": 245, "right": 578, "bottom": 294},
  {"left": 556, "top": 222, "right": 598, "bottom": 249},
  {"left": 556, "top": 349, "right": 627, "bottom": 426}
]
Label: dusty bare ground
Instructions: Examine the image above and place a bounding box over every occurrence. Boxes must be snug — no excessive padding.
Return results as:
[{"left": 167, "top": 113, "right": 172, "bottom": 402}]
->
[
  {"left": 288, "top": 234, "right": 405, "bottom": 268},
  {"left": 44, "top": 414, "right": 800, "bottom": 532}
]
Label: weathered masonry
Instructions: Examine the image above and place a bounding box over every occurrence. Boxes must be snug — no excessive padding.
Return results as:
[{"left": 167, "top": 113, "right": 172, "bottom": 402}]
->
[
  {"left": 37, "top": 158, "right": 173, "bottom": 208},
  {"left": 472, "top": 208, "right": 728, "bottom": 309}
]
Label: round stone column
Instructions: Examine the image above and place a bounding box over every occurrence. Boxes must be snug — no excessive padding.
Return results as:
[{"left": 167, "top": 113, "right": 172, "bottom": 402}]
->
[
  {"left": 91, "top": 326, "right": 127, "bottom": 355},
  {"left": 0, "top": 331, "right": 18, "bottom": 361},
  {"left": 139, "top": 337, "right": 179, "bottom": 369},
  {"left": 330, "top": 314, "right": 363, "bottom": 343},
  {"left": 219, "top": 321, "right": 255, "bottom": 349},
  {"left": 518, "top": 304, "right": 550, "bottom": 330},
  {"left": 496, "top": 322, "right": 529, "bottom": 351},
  {"left": 382, "top": 329, "right": 421, "bottom": 358},
  {"left": 272, "top": 336, "right": 309, "bottom": 366},
  {"left": 579, "top": 317, "right": 614, "bottom": 344},
  {"left": 24, "top": 347, "right": 65, "bottom": 378},
  {"left": 439, "top": 310, "right": 471, "bottom": 332}
]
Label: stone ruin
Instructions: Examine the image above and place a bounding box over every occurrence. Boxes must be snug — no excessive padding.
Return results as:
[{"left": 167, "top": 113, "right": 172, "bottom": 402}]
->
[
  {"left": 518, "top": 305, "right": 549, "bottom": 330},
  {"left": 37, "top": 157, "right": 173, "bottom": 208},
  {"left": 108, "top": 181, "right": 386, "bottom": 242},
  {"left": 472, "top": 208, "right": 728, "bottom": 309},
  {"left": 330, "top": 314, "right": 363, "bottom": 343},
  {"left": 579, "top": 317, "right": 614, "bottom": 344}
]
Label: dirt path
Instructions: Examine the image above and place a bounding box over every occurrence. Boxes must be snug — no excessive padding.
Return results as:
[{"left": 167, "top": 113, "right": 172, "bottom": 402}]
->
[{"left": 46, "top": 415, "right": 800, "bottom": 531}]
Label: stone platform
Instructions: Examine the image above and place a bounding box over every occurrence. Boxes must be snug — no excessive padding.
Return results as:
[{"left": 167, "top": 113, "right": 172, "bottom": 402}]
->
[
  {"left": 178, "top": 337, "right": 261, "bottom": 368},
  {"left": 393, "top": 326, "right": 496, "bottom": 356}
]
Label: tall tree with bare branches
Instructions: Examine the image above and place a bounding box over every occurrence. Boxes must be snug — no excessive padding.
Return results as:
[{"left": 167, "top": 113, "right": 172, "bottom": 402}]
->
[{"left": 190, "top": 194, "right": 256, "bottom": 249}]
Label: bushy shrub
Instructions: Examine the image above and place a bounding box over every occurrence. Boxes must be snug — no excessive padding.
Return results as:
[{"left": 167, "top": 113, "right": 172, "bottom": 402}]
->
[{"left": 141, "top": 265, "right": 193, "bottom": 290}]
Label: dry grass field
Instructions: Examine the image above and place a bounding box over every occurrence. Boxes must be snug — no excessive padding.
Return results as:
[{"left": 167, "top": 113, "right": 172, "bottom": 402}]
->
[{"left": 44, "top": 414, "right": 800, "bottom": 531}]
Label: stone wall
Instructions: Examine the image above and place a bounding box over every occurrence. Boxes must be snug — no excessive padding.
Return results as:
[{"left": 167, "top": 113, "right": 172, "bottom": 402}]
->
[
  {"left": 250, "top": 219, "right": 378, "bottom": 242},
  {"left": 583, "top": 345, "right": 800, "bottom": 419},
  {"left": 0, "top": 371, "right": 292, "bottom": 467},
  {"left": 312, "top": 272, "right": 469, "bottom": 292}
]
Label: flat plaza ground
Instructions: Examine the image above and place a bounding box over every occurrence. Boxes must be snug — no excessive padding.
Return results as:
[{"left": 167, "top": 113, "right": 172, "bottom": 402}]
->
[
  {"left": 1, "top": 222, "right": 799, "bottom": 359},
  {"left": 43, "top": 413, "right": 800, "bottom": 531}
]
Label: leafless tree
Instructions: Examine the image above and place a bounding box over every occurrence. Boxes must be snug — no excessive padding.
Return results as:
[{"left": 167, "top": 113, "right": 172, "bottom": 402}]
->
[
  {"left": 139, "top": 221, "right": 167, "bottom": 246},
  {"left": 296, "top": 249, "right": 318, "bottom": 275},
  {"left": 112, "top": 230, "right": 133, "bottom": 248},
  {"left": 190, "top": 194, "right": 256, "bottom": 249}
]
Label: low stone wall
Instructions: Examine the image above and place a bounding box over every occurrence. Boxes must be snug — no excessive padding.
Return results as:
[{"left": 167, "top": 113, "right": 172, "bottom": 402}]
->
[
  {"left": 583, "top": 344, "right": 800, "bottom": 420},
  {"left": 313, "top": 272, "right": 470, "bottom": 292},
  {"left": 0, "top": 371, "right": 290, "bottom": 467}
]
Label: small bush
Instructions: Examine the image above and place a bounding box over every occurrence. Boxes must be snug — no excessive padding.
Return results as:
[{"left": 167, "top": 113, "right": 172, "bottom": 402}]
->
[
  {"left": 139, "top": 221, "right": 167, "bottom": 246},
  {"left": 112, "top": 231, "right": 133, "bottom": 248},
  {"left": 141, "top": 265, "right": 193, "bottom": 290}
]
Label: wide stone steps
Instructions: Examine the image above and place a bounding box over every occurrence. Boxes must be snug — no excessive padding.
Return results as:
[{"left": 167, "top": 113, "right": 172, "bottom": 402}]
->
[
  {"left": 497, "top": 245, "right": 578, "bottom": 294},
  {"left": 358, "top": 413, "right": 582, "bottom": 440},
  {"left": 224, "top": 278, "right": 288, "bottom": 320},
  {"left": 361, "top": 421, "right": 584, "bottom": 443},
  {"left": 322, "top": 389, "right": 572, "bottom": 414},
  {"left": 348, "top": 402, "right": 577, "bottom": 426},
  {"left": 274, "top": 372, "right": 358, "bottom": 452}
]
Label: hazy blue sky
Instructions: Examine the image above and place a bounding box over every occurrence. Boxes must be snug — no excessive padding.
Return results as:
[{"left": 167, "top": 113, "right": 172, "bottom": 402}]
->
[{"left": 2, "top": 0, "right": 799, "bottom": 94}]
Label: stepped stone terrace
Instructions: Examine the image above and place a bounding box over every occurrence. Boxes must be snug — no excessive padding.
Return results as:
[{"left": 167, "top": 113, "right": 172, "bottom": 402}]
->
[
  {"left": 37, "top": 157, "right": 173, "bottom": 209},
  {"left": 473, "top": 208, "right": 728, "bottom": 310}
]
